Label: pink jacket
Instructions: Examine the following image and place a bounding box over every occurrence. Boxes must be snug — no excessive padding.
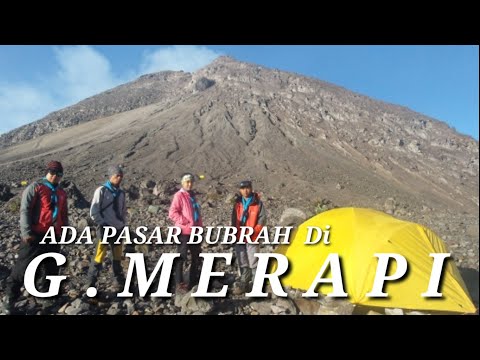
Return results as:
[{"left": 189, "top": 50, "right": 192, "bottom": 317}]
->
[{"left": 168, "top": 188, "right": 203, "bottom": 235}]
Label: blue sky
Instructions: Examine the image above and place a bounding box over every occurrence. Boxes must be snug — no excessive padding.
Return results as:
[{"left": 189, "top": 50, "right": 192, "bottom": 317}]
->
[{"left": 0, "top": 45, "right": 478, "bottom": 139}]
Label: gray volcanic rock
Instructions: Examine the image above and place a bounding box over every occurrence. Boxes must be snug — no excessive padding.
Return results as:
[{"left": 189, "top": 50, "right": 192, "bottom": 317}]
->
[
  {"left": 195, "top": 77, "right": 215, "bottom": 92},
  {"left": 0, "top": 184, "right": 13, "bottom": 202}
]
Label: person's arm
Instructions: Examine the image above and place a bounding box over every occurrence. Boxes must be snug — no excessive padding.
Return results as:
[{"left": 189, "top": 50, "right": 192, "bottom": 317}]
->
[
  {"left": 90, "top": 187, "right": 105, "bottom": 226},
  {"left": 19, "top": 183, "right": 37, "bottom": 241},
  {"left": 256, "top": 201, "right": 267, "bottom": 226},
  {"left": 253, "top": 201, "right": 267, "bottom": 238},
  {"left": 168, "top": 193, "right": 189, "bottom": 226}
]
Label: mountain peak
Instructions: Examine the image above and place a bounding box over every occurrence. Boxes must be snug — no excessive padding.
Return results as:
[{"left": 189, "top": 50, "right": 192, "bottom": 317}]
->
[
  {"left": 0, "top": 57, "right": 477, "bottom": 219},
  {"left": 208, "top": 55, "right": 239, "bottom": 65}
]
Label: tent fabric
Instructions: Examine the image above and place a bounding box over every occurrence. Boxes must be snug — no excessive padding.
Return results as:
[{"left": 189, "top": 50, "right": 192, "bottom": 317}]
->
[{"left": 275, "top": 207, "right": 476, "bottom": 313}]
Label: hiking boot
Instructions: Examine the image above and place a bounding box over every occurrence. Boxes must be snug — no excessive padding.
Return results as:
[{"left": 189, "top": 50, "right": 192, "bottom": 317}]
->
[
  {"left": 112, "top": 260, "right": 126, "bottom": 292},
  {"left": 232, "top": 281, "right": 248, "bottom": 296},
  {"left": 113, "top": 276, "right": 126, "bottom": 292},
  {"left": 174, "top": 282, "right": 190, "bottom": 308},
  {"left": 82, "top": 275, "right": 98, "bottom": 297},
  {"left": 86, "top": 262, "right": 101, "bottom": 289},
  {"left": 175, "top": 282, "right": 189, "bottom": 296},
  {"left": 83, "top": 275, "right": 97, "bottom": 290}
]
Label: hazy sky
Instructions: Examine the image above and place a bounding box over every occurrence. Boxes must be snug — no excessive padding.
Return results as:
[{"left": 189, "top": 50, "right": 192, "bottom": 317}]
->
[{"left": 0, "top": 45, "right": 478, "bottom": 139}]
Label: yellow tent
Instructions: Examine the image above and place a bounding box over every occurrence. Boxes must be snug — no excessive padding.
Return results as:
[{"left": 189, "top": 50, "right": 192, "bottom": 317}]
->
[{"left": 275, "top": 207, "right": 476, "bottom": 313}]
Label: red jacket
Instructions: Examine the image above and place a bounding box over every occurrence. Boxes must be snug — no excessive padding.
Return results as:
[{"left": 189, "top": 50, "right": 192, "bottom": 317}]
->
[
  {"left": 231, "top": 193, "right": 266, "bottom": 242},
  {"left": 20, "top": 179, "right": 68, "bottom": 238}
]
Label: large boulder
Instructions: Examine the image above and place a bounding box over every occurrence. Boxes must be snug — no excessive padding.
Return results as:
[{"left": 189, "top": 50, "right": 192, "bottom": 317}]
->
[
  {"left": 0, "top": 184, "right": 14, "bottom": 202},
  {"left": 125, "top": 185, "right": 140, "bottom": 201},
  {"left": 61, "top": 180, "right": 90, "bottom": 209},
  {"left": 279, "top": 208, "right": 307, "bottom": 227},
  {"left": 195, "top": 77, "right": 215, "bottom": 92}
]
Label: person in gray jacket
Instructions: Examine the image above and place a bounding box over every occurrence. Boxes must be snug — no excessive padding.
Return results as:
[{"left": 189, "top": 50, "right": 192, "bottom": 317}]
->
[{"left": 85, "top": 164, "right": 127, "bottom": 291}]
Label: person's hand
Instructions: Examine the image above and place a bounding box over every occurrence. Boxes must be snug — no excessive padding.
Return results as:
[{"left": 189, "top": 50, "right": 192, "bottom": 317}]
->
[{"left": 22, "top": 236, "right": 35, "bottom": 244}]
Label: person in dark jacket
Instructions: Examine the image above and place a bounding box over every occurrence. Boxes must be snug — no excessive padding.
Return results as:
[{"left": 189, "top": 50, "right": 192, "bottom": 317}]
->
[
  {"left": 3, "top": 161, "right": 68, "bottom": 315},
  {"left": 231, "top": 180, "right": 266, "bottom": 295}
]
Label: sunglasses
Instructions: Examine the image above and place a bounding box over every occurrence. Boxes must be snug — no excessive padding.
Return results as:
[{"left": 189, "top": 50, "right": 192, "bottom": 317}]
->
[{"left": 48, "top": 169, "right": 64, "bottom": 177}]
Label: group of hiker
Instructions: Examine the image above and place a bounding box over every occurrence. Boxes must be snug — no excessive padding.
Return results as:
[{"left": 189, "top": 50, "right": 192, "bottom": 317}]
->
[{"left": 2, "top": 160, "right": 266, "bottom": 314}]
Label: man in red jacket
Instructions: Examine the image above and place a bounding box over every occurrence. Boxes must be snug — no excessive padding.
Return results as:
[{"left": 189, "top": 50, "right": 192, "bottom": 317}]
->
[
  {"left": 3, "top": 161, "right": 68, "bottom": 315},
  {"left": 231, "top": 180, "right": 266, "bottom": 295}
]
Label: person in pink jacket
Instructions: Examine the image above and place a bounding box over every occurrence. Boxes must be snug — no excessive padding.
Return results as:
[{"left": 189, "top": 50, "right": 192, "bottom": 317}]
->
[{"left": 168, "top": 173, "right": 203, "bottom": 294}]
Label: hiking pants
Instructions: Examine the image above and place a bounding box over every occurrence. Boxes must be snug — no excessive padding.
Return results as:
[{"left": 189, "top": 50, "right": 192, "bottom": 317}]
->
[
  {"left": 175, "top": 234, "right": 201, "bottom": 288},
  {"left": 235, "top": 243, "right": 259, "bottom": 270},
  {"left": 87, "top": 228, "right": 124, "bottom": 285},
  {"left": 6, "top": 233, "right": 60, "bottom": 299}
]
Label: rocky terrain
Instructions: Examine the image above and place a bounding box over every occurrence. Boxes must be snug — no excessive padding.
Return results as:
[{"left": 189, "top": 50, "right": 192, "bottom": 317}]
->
[{"left": 0, "top": 56, "right": 477, "bottom": 315}]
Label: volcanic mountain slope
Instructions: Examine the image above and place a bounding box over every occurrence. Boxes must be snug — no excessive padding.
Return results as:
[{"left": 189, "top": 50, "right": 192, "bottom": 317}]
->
[
  {"left": 0, "top": 56, "right": 477, "bottom": 216},
  {"left": 0, "top": 71, "right": 192, "bottom": 149},
  {"left": 0, "top": 56, "right": 478, "bottom": 315}
]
